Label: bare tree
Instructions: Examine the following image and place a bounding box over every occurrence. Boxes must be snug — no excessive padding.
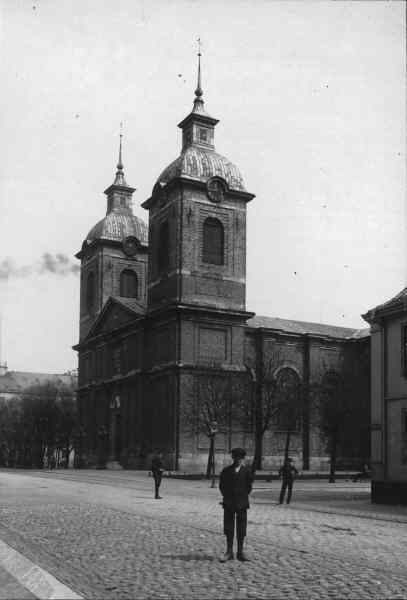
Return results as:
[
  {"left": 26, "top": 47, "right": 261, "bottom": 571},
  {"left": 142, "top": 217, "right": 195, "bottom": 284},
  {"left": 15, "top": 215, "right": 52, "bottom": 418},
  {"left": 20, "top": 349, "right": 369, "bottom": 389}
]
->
[
  {"left": 0, "top": 382, "right": 77, "bottom": 468},
  {"left": 313, "top": 350, "right": 369, "bottom": 482},
  {"left": 196, "top": 368, "right": 233, "bottom": 480}
]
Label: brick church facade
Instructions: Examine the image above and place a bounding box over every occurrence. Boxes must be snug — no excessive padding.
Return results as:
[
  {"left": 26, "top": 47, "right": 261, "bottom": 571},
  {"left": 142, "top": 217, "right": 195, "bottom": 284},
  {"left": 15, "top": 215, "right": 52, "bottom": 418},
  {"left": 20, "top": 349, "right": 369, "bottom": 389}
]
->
[{"left": 74, "top": 62, "right": 370, "bottom": 472}]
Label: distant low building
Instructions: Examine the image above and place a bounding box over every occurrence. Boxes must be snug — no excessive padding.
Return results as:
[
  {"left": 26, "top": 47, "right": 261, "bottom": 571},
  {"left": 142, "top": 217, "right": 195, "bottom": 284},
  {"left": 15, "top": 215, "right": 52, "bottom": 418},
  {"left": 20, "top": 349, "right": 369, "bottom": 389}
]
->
[
  {"left": 364, "top": 288, "right": 407, "bottom": 504},
  {"left": 0, "top": 364, "right": 77, "bottom": 402}
]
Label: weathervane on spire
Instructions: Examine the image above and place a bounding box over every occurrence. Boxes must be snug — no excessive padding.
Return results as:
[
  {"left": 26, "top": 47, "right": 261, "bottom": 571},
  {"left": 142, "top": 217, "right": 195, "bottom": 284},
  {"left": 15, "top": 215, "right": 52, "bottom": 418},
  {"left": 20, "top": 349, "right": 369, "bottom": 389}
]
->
[{"left": 195, "top": 37, "right": 203, "bottom": 98}]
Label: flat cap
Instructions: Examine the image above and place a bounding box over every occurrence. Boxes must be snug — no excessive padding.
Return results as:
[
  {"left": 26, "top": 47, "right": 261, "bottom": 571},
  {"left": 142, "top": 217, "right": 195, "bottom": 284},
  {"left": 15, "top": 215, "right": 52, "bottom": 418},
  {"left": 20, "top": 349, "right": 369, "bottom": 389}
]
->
[{"left": 231, "top": 447, "right": 246, "bottom": 458}]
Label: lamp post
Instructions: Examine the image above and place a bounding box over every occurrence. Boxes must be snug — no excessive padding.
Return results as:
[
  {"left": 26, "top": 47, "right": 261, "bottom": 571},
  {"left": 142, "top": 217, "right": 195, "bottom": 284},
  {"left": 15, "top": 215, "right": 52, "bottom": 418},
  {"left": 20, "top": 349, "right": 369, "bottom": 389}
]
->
[{"left": 208, "top": 420, "right": 218, "bottom": 488}]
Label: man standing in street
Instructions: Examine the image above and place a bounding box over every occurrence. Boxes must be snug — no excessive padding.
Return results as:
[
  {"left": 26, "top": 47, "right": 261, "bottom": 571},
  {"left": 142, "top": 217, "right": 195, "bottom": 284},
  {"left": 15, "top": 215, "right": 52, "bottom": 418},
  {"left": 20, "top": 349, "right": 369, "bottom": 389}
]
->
[
  {"left": 151, "top": 451, "right": 164, "bottom": 499},
  {"left": 219, "top": 447, "right": 253, "bottom": 562},
  {"left": 278, "top": 457, "right": 298, "bottom": 504}
]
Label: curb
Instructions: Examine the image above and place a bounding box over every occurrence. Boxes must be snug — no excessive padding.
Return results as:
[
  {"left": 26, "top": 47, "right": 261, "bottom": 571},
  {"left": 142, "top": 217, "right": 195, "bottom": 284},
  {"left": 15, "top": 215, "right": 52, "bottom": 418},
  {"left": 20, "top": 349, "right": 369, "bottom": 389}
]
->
[{"left": 0, "top": 539, "right": 82, "bottom": 600}]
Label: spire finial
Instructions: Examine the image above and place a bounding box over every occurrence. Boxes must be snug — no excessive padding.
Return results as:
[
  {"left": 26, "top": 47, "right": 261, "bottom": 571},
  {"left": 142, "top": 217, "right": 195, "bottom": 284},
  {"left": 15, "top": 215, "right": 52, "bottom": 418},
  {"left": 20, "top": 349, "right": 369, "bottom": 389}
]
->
[
  {"left": 117, "top": 121, "right": 124, "bottom": 171},
  {"left": 195, "top": 37, "right": 203, "bottom": 98},
  {"left": 113, "top": 122, "right": 127, "bottom": 186}
]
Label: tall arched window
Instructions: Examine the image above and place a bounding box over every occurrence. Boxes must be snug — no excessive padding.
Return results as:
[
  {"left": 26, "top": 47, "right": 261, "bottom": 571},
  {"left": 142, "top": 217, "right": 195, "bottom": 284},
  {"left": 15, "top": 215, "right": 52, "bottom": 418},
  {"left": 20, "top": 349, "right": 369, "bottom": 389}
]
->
[
  {"left": 275, "top": 367, "right": 301, "bottom": 431},
  {"left": 86, "top": 272, "right": 95, "bottom": 313},
  {"left": 203, "top": 217, "right": 224, "bottom": 265},
  {"left": 120, "top": 269, "right": 138, "bottom": 298},
  {"left": 157, "top": 220, "right": 169, "bottom": 272}
]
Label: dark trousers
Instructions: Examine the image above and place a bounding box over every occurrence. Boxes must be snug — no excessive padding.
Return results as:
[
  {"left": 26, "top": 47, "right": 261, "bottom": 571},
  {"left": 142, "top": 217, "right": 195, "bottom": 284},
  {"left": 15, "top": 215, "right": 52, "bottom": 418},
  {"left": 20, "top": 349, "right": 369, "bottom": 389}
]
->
[
  {"left": 153, "top": 473, "right": 162, "bottom": 498},
  {"left": 279, "top": 479, "right": 293, "bottom": 504},
  {"left": 223, "top": 507, "right": 247, "bottom": 547}
]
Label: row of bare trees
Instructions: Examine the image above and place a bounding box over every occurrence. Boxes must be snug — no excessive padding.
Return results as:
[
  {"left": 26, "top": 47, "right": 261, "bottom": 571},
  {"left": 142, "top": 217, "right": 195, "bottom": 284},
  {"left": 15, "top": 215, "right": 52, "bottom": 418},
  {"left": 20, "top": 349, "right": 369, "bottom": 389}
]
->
[
  {"left": 0, "top": 382, "right": 77, "bottom": 468},
  {"left": 191, "top": 347, "right": 369, "bottom": 481}
]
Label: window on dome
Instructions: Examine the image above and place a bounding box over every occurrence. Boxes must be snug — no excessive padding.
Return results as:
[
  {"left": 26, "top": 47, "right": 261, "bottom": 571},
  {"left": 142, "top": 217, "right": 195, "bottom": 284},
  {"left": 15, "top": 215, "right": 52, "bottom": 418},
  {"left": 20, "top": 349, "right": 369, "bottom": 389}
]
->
[
  {"left": 199, "top": 128, "right": 208, "bottom": 142},
  {"left": 86, "top": 271, "right": 95, "bottom": 313},
  {"left": 203, "top": 218, "right": 224, "bottom": 265},
  {"left": 157, "top": 220, "right": 169, "bottom": 272},
  {"left": 120, "top": 269, "right": 138, "bottom": 298}
]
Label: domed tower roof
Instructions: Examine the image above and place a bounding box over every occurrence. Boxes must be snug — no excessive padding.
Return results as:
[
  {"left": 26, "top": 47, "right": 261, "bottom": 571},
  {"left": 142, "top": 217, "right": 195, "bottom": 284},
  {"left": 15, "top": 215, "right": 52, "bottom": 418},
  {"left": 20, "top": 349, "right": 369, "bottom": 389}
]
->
[
  {"left": 156, "top": 146, "right": 246, "bottom": 192},
  {"left": 86, "top": 212, "right": 148, "bottom": 246},
  {"left": 83, "top": 130, "right": 148, "bottom": 249},
  {"left": 147, "top": 46, "right": 248, "bottom": 199}
]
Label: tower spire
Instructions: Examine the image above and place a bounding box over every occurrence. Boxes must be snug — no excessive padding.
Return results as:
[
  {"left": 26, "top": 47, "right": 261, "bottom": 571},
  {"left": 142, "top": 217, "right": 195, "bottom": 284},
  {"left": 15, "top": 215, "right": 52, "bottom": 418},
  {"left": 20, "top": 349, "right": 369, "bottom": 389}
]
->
[
  {"left": 117, "top": 121, "right": 123, "bottom": 170},
  {"left": 113, "top": 122, "right": 127, "bottom": 186},
  {"left": 192, "top": 38, "right": 205, "bottom": 114},
  {"left": 195, "top": 38, "right": 203, "bottom": 98}
]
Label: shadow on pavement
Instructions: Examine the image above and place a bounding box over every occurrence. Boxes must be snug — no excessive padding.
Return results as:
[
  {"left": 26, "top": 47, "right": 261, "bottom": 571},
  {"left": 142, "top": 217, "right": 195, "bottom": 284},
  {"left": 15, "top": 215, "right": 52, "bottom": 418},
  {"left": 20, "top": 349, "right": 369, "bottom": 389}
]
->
[{"left": 160, "top": 553, "right": 216, "bottom": 561}]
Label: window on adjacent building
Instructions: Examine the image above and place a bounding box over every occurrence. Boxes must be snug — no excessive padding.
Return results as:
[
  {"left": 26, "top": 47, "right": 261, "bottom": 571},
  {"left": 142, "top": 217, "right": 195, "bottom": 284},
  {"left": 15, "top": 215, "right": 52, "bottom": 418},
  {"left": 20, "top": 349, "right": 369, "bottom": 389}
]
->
[
  {"left": 120, "top": 269, "right": 138, "bottom": 298},
  {"left": 402, "top": 325, "right": 407, "bottom": 377},
  {"left": 86, "top": 272, "right": 95, "bottom": 313},
  {"left": 402, "top": 408, "right": 407, "bottom": 464},
  {"left": 203, "top": 217, "right": 224, "bottom": 265},
  {"left": 157, "top": 220, "right": 169, "bottom": 272}
]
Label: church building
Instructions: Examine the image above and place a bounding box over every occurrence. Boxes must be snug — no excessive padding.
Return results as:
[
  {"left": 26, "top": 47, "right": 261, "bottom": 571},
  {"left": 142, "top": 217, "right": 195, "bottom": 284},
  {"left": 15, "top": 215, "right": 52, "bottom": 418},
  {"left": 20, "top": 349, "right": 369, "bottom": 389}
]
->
[{"left": 74, "top": 58, "right": 370, "bottom": 472}]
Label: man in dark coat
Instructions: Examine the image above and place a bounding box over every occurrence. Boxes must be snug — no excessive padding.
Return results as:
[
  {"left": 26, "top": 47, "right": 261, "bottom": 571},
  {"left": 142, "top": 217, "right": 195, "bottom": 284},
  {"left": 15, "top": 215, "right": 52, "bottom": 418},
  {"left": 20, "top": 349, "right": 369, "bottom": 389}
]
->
[
  {"left": 151, "top": 452, "right": 164, "bottom": 499},
  {"left": 278, "top": 457, "right": 298, "bottom": 504},
  {"left": 219, "top": 447, "right": 253, "bottom": 562}
]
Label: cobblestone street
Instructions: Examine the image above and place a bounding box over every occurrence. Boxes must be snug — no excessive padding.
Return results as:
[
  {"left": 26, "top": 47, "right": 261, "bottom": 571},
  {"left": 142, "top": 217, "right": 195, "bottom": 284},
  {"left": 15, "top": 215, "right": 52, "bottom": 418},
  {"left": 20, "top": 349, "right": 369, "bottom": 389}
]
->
[{"left": 0, "top": 470, "right": 406, "bottom": 599}]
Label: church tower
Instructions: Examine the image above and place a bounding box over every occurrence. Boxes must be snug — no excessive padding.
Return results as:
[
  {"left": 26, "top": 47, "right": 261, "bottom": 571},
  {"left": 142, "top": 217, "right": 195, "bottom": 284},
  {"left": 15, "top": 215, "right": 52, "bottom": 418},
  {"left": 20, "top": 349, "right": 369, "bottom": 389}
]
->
[
  {"left": 142, "top": 51, "right": 255, "bottom": 471},
  {"left": 142, "top": 52, "right": 254, "bottom": 312},
  {"left": 76, "top": 134, "right": 148, "bottom": 340}
]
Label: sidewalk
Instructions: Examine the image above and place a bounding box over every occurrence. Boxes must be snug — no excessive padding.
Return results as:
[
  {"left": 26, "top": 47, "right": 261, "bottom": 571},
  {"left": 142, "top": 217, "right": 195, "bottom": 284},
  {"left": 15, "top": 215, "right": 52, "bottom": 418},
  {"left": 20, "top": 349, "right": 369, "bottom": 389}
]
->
[{"left": 0, "top": 565, "right": 36, "bottom": 600}]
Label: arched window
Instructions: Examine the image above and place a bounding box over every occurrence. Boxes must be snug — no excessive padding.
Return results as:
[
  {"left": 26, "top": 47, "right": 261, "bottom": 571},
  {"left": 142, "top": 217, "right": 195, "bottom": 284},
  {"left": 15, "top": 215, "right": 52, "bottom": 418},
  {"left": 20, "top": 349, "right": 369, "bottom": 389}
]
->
[
  {"left": 86, "top": 272, "right": 95, "bottom": 313},
  {"left": 120, "top": 269, "right": 138, "bottom": 298},
  {"left": 157, "top": 220, "right": 169, "bottom": 272},
  {"left": 203, "top": 217, "right": 224, "bottom": 265},
  {"left": 275, "top": 368, "right": 301, "bottom": 431}
]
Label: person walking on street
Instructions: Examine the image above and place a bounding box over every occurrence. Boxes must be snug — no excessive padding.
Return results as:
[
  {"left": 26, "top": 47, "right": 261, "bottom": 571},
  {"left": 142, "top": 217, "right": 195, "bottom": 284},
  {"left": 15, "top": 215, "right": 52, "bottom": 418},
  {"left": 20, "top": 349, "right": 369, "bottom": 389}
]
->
[
  {"left": 151, "top": 451, "right": 164, "bottom": 499},
  {"left": 219, "top": 447, "right": 253, "bottom": 562},
  {"left": 278, "top": 457, "right": 298, "bottom": 504}
]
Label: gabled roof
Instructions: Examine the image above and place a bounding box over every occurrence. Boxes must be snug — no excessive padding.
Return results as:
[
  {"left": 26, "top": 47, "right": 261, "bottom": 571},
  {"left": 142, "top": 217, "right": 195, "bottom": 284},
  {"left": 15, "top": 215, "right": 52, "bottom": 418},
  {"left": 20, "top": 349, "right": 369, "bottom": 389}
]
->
[
  {"left": 247, "top": 315, "right": 369, "bottom": 340},
  {"left": 82, "top": 295, "right": 145, "bottom": 342},
  {"left": 363, "top": 287, "right": 407, "bottom": 323},
  {"left": 0, "top": 371, "right": 76, "bottom": 395},
  {"left": 113, "top": 296, "right": 146, "bottom": 314}
]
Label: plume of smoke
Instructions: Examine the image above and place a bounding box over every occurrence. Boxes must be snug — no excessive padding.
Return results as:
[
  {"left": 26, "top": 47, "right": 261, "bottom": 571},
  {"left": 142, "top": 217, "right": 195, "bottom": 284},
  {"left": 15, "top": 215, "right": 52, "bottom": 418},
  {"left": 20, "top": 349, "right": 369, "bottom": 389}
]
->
[
  {"left": 39, "top": 253, "right": 80, "bottom": 275},
  {"left": 0, "top": 254, "right": 80, "bottom": 280}
]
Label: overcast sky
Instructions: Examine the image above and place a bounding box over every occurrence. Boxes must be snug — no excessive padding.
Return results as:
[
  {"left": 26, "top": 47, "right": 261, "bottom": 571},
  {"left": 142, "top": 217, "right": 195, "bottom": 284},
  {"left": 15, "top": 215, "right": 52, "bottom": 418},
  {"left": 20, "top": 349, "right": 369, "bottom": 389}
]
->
[{"left": 0, "top": 0, "right": 405, "bottom": 373}]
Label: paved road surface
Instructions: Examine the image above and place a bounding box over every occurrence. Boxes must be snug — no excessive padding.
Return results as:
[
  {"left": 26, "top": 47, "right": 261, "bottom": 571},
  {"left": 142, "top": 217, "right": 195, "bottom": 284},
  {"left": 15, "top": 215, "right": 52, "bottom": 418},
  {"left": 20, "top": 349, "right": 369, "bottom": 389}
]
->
[{"left": 0, "top": 469, "right": 406, "bottom": 599}]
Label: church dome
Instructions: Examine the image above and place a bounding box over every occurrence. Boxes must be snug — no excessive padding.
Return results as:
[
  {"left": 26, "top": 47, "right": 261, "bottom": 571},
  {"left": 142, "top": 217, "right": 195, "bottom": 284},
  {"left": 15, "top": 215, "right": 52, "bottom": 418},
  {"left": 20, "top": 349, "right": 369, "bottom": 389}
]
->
[
  {"left": 86, "top": 212, "right": 148, "bottom": 246},
  {"left": 156, "top": 146, "right": 246, "bottom": 192}
]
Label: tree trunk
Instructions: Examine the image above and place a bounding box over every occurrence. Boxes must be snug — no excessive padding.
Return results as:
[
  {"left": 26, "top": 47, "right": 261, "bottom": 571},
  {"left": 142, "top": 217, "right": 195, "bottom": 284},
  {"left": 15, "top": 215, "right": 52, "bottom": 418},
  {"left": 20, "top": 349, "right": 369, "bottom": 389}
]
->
[
  {"left": 329, "top": 431, "right": 338, "bottom": 483},
  {"left": 206, "top": 436, "right": 214, "bottom": 479},
  {"left": 284, "top": 430, "right": 291, "bottom": 462},
  {"left": 65, "top": 440, "right": 70, "bottom": 468},
  {"left": 251, "top": 430, "right": 263, "bottom": 475}
]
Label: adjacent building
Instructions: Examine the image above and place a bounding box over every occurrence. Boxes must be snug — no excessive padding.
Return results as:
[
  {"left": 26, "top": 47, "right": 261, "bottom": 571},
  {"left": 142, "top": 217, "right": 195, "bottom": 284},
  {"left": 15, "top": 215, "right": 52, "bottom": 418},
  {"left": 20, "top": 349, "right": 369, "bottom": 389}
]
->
[{"left": 363, "top": 289, "right": 407, "bottom": 504}]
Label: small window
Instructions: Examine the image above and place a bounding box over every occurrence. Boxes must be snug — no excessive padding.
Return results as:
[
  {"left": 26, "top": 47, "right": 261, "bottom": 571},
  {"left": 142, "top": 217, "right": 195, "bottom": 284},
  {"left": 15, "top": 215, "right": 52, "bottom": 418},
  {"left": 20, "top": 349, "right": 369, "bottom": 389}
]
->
[
  {"left": 157, "top": 221, "right": 169, "bottom": 272},
  {"left": 120, "top": 269, "right": 138, "bottom": 298},
  {"left": 203, "top": 218, "right": 224, "bottom": 265},
  {"left": 402, "top": 325, "right": 407, "bottom": 377},
  {"left": 112, "top": 347, "right": 121, "bottom": 375},
  {"left": 199, "top": 128, "right": 208, "bottom": 142},
  {"left": 86, "top": 272, "right": 95, "bottom": 313}
]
